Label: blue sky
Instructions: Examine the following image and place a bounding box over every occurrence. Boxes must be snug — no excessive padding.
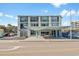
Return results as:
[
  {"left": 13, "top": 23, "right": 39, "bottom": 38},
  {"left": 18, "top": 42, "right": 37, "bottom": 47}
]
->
[{"left": 0, "top": 3, "right": 79, "bottom": 26}]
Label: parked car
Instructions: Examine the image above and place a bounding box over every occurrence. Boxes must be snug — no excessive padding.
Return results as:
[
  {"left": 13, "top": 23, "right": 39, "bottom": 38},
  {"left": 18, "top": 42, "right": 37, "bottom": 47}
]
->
[
  {"left": 62, "top": 31, "right": 79, "bottom": 39},
  {"left": 62, "top": 32, "right": 70, "bottom": 38},
  {"left": 3, "top": 33, "right": 10, "bottom": 37},
  {"left": 72, "top": 32, "right": 79, "bottom": 39}
]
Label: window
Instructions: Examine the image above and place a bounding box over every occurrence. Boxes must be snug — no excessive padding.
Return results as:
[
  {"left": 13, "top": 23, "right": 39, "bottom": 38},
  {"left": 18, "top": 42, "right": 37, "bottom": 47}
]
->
[
  {"left": 30, "top": 16, "right": 38, "bottom": 22},
  {"left": 31, "top": 30, "right": 36, "bottom": 35},
  {"left": 31, "top": 23, "right": 38, "bottom": 26},
  {"left": 20, "top": 16, "right": 28, "bottom": 22},
  {"left": 51, "top": 16, "right": 58, "bottom": 22},
  {"left": 20, "top": 23, "right": 28, "bottom": 29},
  {"left": 51, "top": 16, "right": 60, "bottom": 26},
  {"left": 41, "top": 23, "right": 49, "bottom": 26},
  {"left": 41, "top": 32, "right": 49, "bottom": 36},
  {"left": 40, "top": 16, "right": 49, "bottom": 22},
  {"left": 20, "top": 24, "right": 23, "bottom": 29},
  {"left": 57, "top": 23, "right": 59, "bottom": 26},
  {"left": 51, "top": 23, "right": 59, "bottom": 26},
  {"left": 57, "top": 19, "right": 59, "bottom": 22}
]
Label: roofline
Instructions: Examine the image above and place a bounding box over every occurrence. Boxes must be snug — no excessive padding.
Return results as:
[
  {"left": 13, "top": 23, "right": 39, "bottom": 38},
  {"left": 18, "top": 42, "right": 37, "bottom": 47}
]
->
[{"left": 18, "top": 15, "right": 62, "bottom": 17}]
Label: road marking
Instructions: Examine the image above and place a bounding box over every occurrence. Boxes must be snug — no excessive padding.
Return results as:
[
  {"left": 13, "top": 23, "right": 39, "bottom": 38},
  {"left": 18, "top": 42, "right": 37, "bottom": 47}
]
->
[{"left": 0, "top": 46, "right": 22, "bottom": 51}]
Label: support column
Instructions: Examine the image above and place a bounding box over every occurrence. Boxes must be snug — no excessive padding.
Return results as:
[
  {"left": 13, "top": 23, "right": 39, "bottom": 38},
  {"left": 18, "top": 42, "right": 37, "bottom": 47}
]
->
[
  {"left": 39, "top": 16, "right": 41, "bottom": 27},
  {"left": 35, "top": 30, "right": 41, "bottom": 39},
  {"left": 59, "top": 29, "right": 61, "bottom": 38},
  {"left": 59, "top": 16, "right": 62, "bottom": 38},
  {"left": 27, "top": 29, "right": 30, "bottom": 37},
  {"left": 27, "top": 16, "right": 30, "bottom": 37},
  {"left": 38, "top": 30, "right": 41, "bottom": 37},
  {"left": 49, "top": 16, "right": 51, "bottom": 27},
  {"left": 18, "top": 16, "right": 20, "bottom": 37},
  {"left": 36, "top": 31, "right": 38, "bottom": 39},
  {"left": 56, "top": 30, "right": 58, "bottom": 38},
  {"left": 38, "top": 17, "right": 41, "bottom": 39},
  {"left": 28, "top": 16, "right": 30, "bottom": 27}
]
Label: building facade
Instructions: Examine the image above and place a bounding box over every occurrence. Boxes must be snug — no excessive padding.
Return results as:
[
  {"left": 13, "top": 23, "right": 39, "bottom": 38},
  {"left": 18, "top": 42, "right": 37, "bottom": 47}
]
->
[
  {"left": 71, "top": 21, "right": 79, "bottom": 31},
  {"left": 18, "top": 16, "right": 62, "bottom": 38}
]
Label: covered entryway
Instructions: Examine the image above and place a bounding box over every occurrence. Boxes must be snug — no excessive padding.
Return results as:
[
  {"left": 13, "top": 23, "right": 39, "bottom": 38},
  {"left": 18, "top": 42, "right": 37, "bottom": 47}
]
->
[
  {"left": 29, "top": 27, "right": 61, "bottom": 39},
  {"left": 30, "top": 30, "right": 41, "bottom": 38}
]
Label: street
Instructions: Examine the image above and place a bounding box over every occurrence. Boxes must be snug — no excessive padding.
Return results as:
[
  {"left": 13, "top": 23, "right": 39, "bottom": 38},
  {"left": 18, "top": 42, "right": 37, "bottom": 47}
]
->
[{"left": 0, "top": 40, "right": 79, "bottom": 55}]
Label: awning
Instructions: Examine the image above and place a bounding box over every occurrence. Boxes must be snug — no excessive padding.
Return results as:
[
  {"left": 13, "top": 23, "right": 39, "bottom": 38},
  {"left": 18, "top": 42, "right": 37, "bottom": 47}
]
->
[{"left": 28, "top": 27, "right": 61, "bottom": 31}]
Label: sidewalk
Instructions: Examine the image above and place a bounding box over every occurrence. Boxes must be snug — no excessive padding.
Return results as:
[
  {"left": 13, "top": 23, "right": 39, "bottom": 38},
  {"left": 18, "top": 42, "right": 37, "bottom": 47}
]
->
[
  {"left": 20, "top": 36, "right": 79, "bottom": 42},
  {"left": 0, "top": 36, "right": 79, "bottom": 42}
]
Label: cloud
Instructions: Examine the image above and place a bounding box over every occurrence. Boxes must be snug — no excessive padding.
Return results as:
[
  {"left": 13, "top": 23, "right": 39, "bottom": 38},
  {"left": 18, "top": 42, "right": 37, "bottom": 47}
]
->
[
  {"left": 60, "top": 9, "right": 68, "bottom": 16},
  {"left": 43, "top": 10, "right": 49, "bottom": 13},
  {"left": 0, "top": 19, "right": 2, "bottom": 22},
  {"left": 77, "top": 11, "right": 79, "bottom": 15},
  {"left": 0, "top": 12, "right": 17, "bottom": 22},
  {"left": 66, "top": 10, "right": 76, "bottom": 16},
  {"left": 15, "top": 17, "right": 18, "bottom": 20},
  {"left": 5, "top": 14, "right": 14, "bottom": 19},
  {"left": 0, "top": 12, "right": 3, "bottom": 17},
  {"left": 51, "top": 3, "right": 67, "bottom": 8},
  {"left": 60, "top": 9, "right": 76, "bottom": 16}
]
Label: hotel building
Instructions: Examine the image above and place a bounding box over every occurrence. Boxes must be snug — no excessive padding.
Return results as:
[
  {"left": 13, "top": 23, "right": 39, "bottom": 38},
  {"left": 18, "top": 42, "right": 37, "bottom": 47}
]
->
[{"left": 18, "top": 16, "right": 62, "bottom": 38}]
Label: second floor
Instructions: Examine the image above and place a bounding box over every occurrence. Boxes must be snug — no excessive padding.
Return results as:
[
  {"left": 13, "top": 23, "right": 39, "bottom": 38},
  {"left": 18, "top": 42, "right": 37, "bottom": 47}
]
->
[{"left": 18, "top": 16, "right": 62, "bottom": 29}]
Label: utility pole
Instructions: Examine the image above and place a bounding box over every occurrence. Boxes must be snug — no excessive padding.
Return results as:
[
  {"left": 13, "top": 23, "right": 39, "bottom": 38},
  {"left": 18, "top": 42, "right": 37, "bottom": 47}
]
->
[{"left": 70, "top": 9, "right": 72, "bottom": 40}]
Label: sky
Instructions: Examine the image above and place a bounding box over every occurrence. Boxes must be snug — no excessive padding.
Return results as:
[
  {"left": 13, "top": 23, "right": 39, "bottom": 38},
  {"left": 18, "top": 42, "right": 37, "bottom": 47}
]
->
[{"left": 0, "top": 3, "right": 79, "bottom": 26}]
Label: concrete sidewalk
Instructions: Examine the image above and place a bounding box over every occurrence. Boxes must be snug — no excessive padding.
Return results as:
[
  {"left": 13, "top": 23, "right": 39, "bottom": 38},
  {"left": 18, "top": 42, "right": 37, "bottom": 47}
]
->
[{"left": 0, "top": 36, "right": 79, "bottom": 42}]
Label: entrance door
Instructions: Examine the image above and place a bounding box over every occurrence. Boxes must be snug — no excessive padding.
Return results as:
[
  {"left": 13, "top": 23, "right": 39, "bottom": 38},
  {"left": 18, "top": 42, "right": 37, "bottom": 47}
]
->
[
  {"left": 30, "top": 30, "right": 40, "bottom": 38},
  {"left": 31, "top": 30, "right": 36, "bottom": 36},
  {"left": 52, "top": 30, "right": 56, "bottom": 37}
]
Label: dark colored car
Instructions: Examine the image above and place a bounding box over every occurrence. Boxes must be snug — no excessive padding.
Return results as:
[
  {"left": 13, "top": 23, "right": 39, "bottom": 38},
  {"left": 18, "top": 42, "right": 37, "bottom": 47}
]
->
[
  {"left": 3, "top": 33, "right": 10, "bottom": 37},
  {"left": 62, "top": 31, "right": 79, "bottom": 39}
]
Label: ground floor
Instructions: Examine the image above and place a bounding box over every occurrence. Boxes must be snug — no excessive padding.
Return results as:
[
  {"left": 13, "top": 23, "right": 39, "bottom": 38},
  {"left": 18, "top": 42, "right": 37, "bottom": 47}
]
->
[{"left": 19, "top": 28, "right": 61, "bottom": 39}]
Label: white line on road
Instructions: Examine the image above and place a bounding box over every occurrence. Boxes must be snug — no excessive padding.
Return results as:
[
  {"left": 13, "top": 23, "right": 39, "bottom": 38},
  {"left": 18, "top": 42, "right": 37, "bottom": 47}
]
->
[{"left": 0, "top": 46, "right": 22, "bottom": 51}]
